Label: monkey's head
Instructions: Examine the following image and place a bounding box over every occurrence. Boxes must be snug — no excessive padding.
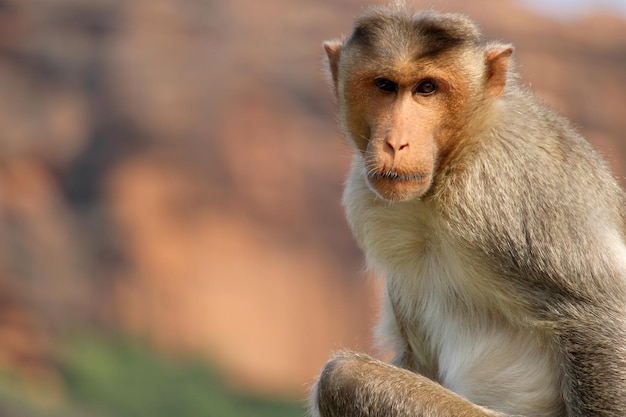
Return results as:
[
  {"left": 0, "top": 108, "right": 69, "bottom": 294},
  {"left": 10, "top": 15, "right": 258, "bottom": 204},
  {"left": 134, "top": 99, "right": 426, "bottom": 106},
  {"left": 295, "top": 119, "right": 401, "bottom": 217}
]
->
[{"left": 324, "top": 8, "right": 512, "bottom": 202}]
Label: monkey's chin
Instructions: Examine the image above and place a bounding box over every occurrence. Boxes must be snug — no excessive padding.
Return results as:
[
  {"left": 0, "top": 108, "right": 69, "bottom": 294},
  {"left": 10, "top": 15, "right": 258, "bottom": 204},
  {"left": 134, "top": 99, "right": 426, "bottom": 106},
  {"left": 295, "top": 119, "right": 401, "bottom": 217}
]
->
[{"left": 366, "top": 175, "right": 431, "bottom": 202}]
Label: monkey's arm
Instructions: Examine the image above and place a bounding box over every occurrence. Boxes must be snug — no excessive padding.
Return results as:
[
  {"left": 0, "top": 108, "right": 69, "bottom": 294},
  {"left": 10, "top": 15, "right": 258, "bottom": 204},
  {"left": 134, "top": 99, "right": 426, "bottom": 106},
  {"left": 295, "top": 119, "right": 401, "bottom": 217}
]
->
[
  {"left": 458, "top": 141, "right": 626, "bottom": 416},
  {"left": 311, "top": 351, "right": 502, "bottom": 417},
  {"left": 553, "top": 305, "right": 626, "bottom": 416}
]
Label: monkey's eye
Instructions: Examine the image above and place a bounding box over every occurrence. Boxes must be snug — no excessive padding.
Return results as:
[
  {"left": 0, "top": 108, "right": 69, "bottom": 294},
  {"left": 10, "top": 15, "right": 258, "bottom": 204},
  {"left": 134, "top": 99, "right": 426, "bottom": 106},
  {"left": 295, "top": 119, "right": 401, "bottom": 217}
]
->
[
  {"left": 415, "top": 79, "right": 437, "bottom": 95},
  {"left": 374, "top": 78, "right": 398, "bottom": 93}
]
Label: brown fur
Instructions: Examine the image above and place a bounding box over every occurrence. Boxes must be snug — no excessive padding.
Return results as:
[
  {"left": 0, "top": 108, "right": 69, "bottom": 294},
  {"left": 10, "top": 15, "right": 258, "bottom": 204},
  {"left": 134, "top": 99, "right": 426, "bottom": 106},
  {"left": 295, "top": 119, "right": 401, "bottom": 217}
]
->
[{"left": 313, "top": 5, "right": 626, "bottom": 417}]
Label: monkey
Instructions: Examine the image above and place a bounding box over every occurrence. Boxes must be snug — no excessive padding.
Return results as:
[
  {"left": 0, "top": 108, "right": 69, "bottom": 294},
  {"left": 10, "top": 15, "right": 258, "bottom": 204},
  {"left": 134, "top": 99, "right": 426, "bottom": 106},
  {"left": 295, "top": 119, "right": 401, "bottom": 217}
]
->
[{"left": 311, "top": 5, "right": 626, "bottom": 417}]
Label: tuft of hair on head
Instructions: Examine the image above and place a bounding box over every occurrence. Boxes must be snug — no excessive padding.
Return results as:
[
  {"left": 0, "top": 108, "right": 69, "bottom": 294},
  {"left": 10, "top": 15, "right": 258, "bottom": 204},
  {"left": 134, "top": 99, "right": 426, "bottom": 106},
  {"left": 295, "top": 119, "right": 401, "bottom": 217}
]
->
[
  {"left": 414, "top": 11, "right": 481, "bottom": 46},
  {"left": 345, "top": 6, "right": 482, "bottom": 62}
]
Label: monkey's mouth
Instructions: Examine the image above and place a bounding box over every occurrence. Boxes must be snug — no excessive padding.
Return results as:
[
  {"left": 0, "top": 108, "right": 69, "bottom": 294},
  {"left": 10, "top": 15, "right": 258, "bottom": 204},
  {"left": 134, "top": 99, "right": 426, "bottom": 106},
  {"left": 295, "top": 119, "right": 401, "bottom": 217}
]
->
[
  {"left": 366, "top": 169, "right": 432, "bottom": 201},
  {"left": 367, "top": 170, "right": 429, "bottom": 182}
]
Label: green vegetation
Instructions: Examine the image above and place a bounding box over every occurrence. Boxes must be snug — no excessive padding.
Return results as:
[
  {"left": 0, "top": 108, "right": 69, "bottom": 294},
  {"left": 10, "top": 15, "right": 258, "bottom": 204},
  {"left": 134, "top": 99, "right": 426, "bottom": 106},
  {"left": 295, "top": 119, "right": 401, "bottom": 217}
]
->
[{"left": 0, "top": 336, "right": 304, "bottom": 417}]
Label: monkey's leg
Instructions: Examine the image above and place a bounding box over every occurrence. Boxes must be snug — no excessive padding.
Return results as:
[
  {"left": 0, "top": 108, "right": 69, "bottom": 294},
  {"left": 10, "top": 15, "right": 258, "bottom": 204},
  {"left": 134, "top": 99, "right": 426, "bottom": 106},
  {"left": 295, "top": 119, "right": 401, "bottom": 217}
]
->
[{"left": 312, "top": 351, "right": 502, "bottom": 417}]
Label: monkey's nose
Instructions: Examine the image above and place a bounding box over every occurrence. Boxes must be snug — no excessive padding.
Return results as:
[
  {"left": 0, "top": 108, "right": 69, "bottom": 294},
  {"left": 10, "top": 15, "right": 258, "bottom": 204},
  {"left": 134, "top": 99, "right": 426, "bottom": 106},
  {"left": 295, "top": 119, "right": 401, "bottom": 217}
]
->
[{"left": 384, "top": 137, "right": 409, "bottom": 155}]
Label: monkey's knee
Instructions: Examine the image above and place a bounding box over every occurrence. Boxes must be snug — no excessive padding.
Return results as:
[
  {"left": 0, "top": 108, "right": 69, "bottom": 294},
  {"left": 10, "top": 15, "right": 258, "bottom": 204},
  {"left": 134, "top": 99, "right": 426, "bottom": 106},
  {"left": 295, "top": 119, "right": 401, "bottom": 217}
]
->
[
  {"left": 311, "top": 351, "right": 375, "bottom": 417},
  {"left": 311, "top": 351, "right": 494, "bottom": 417}
]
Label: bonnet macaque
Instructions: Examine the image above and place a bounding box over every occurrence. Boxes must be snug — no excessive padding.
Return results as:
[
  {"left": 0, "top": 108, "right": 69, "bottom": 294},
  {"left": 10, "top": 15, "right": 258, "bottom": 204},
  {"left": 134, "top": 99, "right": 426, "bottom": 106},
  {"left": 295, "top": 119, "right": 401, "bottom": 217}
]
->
[{"left": 312, "top": 5, "right": 626, "bottom": 417}]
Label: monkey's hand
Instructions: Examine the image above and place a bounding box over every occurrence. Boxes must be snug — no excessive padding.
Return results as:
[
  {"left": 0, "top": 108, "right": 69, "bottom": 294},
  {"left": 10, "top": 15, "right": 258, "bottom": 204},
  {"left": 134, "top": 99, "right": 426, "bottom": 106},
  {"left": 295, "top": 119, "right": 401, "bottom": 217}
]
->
[{"left": 310, "top": 351, "right": 501, "bottom": 417}]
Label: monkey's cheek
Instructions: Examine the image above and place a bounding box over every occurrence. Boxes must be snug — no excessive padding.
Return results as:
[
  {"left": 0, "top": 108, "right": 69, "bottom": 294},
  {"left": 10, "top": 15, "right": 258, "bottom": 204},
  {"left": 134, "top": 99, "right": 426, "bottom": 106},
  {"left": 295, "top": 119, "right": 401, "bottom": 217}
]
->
[{"left": 367, "top": 177, "right": 431, "bottom": 202}]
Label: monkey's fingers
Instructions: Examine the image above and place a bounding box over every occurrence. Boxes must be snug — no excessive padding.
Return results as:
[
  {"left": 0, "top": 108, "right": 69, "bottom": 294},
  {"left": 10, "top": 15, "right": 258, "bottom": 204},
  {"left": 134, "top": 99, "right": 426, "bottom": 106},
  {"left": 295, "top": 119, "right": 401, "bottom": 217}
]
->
[{"left": 313, "top": 350, "right": 501, "bottom": 417}]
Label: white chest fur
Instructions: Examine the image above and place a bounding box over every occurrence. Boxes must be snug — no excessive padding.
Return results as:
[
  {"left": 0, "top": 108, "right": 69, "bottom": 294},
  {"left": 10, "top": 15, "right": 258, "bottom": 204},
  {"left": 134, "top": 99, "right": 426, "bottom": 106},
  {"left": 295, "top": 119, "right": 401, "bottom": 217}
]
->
[{"left": 343, "top": 168, "right": 563, "bottom": 416}]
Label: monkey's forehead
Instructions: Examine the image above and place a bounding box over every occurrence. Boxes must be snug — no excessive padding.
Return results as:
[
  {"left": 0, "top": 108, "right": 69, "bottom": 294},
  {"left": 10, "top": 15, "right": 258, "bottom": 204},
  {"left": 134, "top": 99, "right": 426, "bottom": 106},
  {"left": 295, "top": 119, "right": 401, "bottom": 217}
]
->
[{"left": 346, "top": 9, "right": 481, "bottom": 61}]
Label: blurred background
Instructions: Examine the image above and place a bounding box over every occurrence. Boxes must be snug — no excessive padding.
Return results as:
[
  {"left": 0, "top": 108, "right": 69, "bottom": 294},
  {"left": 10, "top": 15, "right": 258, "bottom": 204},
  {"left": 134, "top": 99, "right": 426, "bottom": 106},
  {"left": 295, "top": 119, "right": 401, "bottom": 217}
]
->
[{"left": 0, "top": 0, "right": 624, "bottom": 415}]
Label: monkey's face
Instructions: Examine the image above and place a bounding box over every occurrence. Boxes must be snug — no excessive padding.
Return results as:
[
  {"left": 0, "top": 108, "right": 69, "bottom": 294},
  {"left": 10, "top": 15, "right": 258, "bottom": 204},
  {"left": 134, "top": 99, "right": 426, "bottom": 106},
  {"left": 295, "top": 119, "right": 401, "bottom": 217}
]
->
[
  {"left": 324, "top": 11, "right": 510, "bottom": 202},
  {"left": 336, "top": 53, "right": 473, "bottom": 202},
  {"left": 346, "top": 73, "right": 440, "bottom": 201}
]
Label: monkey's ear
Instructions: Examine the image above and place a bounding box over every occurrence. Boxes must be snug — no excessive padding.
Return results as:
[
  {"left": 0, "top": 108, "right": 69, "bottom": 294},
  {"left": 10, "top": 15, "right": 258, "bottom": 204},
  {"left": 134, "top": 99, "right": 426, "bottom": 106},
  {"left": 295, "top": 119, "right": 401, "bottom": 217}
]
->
[
  {"left": 323, "top": 40, "right": 342, "bottom": 88},
  {"left": 484, "top": 43, "right": 513, "bottom": 98}
]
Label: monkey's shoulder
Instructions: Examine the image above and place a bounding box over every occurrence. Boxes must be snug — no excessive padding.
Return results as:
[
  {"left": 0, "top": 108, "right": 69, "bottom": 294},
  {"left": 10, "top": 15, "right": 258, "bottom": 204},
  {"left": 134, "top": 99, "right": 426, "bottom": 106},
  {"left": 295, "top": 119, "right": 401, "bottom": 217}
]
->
[{"left": 438, "top": 96, "right": 625, "bottom": 230}]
